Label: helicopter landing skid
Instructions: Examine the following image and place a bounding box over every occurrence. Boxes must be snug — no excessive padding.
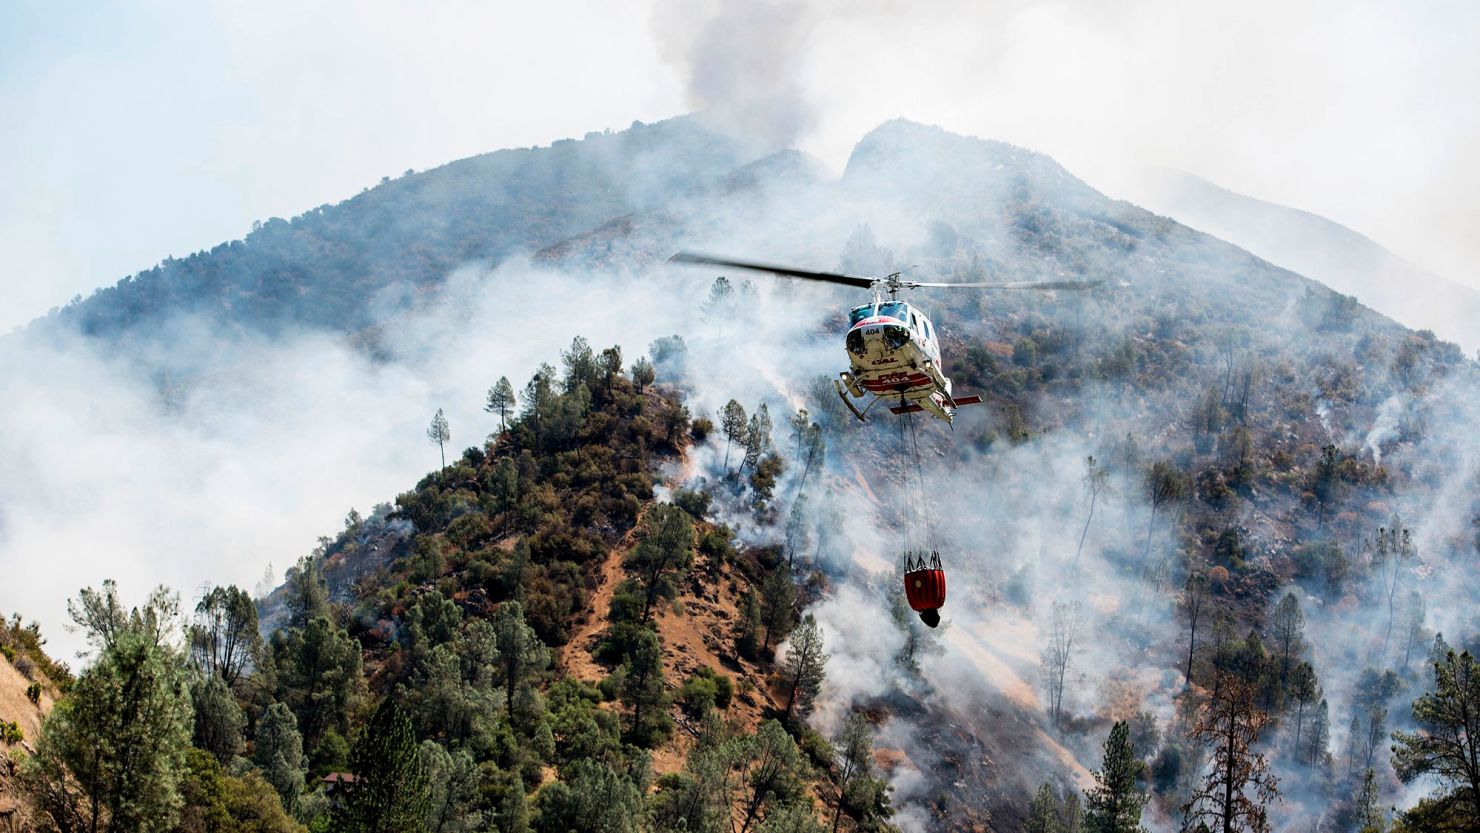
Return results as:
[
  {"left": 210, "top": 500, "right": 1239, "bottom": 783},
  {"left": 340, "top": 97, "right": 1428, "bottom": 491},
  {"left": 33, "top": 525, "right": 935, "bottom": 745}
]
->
[{"left": 833, "top": 379, "right": 870, "bottom": 422}]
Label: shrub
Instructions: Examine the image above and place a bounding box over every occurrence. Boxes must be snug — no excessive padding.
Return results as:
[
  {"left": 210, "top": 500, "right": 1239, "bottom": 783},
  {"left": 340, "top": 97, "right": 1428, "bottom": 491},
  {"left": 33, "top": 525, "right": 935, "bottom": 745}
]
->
[
  {"left": 25, "top": 682, "right": 41, "bottom": 704},
  {"left": 0, "top": 644, "right": 13, "bottom": 662},
  {"left": 0, "top": 720, "right": 22, "bottom": 744},
  {"left": 690, "top": 417, "right": 713, "bottom": 442}
]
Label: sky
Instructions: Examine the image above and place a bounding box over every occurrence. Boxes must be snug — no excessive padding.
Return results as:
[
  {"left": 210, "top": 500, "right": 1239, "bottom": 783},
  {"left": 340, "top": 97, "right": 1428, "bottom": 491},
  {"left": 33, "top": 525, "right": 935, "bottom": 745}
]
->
[{"left": 3, "top": 0, "right": 1478, "bottom": 331}]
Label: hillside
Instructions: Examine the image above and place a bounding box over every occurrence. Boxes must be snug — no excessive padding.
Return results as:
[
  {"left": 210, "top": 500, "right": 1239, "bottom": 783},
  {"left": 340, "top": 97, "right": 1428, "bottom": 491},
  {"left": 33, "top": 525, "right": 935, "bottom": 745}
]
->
[
  {"left": 5, "top": 117, "right": 1479, "bottom": 832},
  {"left": 1127, "top": 168, "right": 1480, "bottom": 354},
  {"left": 0, "top": 616, "right": 69, "bottom": 830}
]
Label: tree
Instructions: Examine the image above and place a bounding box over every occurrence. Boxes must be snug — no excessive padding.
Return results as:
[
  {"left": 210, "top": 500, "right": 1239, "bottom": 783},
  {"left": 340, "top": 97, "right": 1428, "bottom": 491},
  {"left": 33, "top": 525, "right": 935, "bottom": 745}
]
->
[
  {"left": 1354, "top": 768, "right": 1385, "bottom": 833},
  {"left": 428, "top": 408, "right": 451, "bottom": 468},
  {"left": 561, "top": 335, "right": 598, "bottom": 392},
  {"left": 1368, "top": 525, "right": 1417, "bottom": 657},
  {"left": 631, "top": 357, "right": 655, "bottom": 393},
  {"left": 1085, "top": 721, "right": 1146, "bottom": 833},
  {"left": 419, "top": 741, "right": 482, "bottom": 833},
  {"left": 789, "top": 408, "right": 810, "bottom": 462},
  {"left": 1041, "top": 601, "right": 1081, "bottom": 730},
  {"left": 1400, "top": 591, "right": 1427, "bottom": 672},
  {"left": 760, "top": 569, "right": 798, "bottom": 653},
  {"left": 252, "top": 702, "right": 305, "bottom": 814},
  {"left": 1268, "top": 591, "right": 1306, "bottom": 689},
  {"left": 1027, "top": 783, "right": 1065, "bottom": 833},
  {"left": 720, "top": 400, "right": 748, "bottom": 474},
  {"left": 1391, "top": 649, "right": 1480, "bottom": 824},
  {"left": 1179, "top": 575, "right": 1209, "bottom": 686},
  {"left": 485, "top": 377, "right": 517, "bottom": 431},
  {"left": 189, "top": 584, "right": 259, "bottom": 687},
  {"left": 785, "top": 496, "right": 811, "bottom": 568},
  {"left": 830, "top": 713, "right": 882, "bottom": 833},
  {"left": 1143, "top": 461, "right": 1188, "bottom": 560},
  {"left": 532, "top": 758, "right": 643, "bottom": 833},
  {"left": 1303, "top": 698, "right": 1330, "bottom": 768},
  {"left": 492, "top": 601, "right": 550, "bottom": 722},
  {"left": 333, "top": 698, "right": 428, "bottom": 833},
  {"left": 1182, "top": 673, "right": 1280, "bottom": 833},
  {"left": 779, "top": 615, "right": 827, "bottom": 722},
  {"left": 1074, "top": 456, "right": 1110, "bottom": 568},
  {"left": 597, "top": 346, "right": 623, "bottom": 393},
  {"left": 190, "top": 673, "right": 245, "bottom": 764},
  {"left": 737, "top": 721, "right": 806, "bottom": 833},
  {"left": 1288, "top": 662, "right": 1319, "bottom": 759},
  {"left": 797, "top": 424, "right": 825, "bottom": 495},
  {"left": 625, "top": 503, "right": 694, "bottom": 623},
  {"left": 269, "top": 616, "right": 362, "bottom": 746},
  {"left": 734, "top": 590, "right": 763, "bottom": 660},
  {"left": 282, "top": 555, "right": 329, "bottom": 630},
  {"left": 22, "top": 583, "right": 193, "bottom": 833},
  {"left": 619, "top": 628, "right": 671, "bottom": 746}
]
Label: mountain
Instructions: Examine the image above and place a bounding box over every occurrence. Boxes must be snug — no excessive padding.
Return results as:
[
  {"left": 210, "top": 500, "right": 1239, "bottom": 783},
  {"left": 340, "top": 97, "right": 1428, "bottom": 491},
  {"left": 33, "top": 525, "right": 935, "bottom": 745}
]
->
[
  {"left": 5, "top": 117, "right": 1479, "bottom": 832},
  {"left": 1127, "top": 168, "right": 1480, "bottom": 354},
  {"left": 25, "top": 115, "right": 761, "bottom": 345}
]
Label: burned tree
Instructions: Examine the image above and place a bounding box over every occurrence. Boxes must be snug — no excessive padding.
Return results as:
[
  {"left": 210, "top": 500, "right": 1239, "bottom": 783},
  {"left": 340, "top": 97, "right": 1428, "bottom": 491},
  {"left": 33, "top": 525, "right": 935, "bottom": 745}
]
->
[
  {"left": 1074, "top": 455, "right": 1110, "bottom": 568},
  {"left": 1179, "top": 574, "right": 1209, "bottom": 687},
  {"left": 1182, "top": 673, "right": 1280, "bottom": 833},
  {"left": 1041, "top": 601, "right": 1081, "bottom": 730}
]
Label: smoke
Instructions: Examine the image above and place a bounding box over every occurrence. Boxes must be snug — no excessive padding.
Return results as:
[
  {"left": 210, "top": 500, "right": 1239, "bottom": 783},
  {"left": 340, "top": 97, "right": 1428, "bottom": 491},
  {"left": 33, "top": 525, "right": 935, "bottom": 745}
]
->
[{"left": 651, "top": 0, "right": 819, "bottom": 149}]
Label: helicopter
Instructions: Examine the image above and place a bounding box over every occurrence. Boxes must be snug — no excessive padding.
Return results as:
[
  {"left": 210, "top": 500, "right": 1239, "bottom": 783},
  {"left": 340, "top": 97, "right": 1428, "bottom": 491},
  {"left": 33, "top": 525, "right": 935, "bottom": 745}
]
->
[{"left": 670, "top": 252, "right": 1099, "bottom": 423}]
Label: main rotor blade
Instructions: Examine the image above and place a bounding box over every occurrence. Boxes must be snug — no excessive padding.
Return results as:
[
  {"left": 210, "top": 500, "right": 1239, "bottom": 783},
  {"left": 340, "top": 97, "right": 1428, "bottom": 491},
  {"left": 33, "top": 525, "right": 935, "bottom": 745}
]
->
[
  {"left": 909, "top": 279, "right": 1103, "bottom": 290},
  {"left": 668, "top": 251, "right": 877, "bottom": 289}
]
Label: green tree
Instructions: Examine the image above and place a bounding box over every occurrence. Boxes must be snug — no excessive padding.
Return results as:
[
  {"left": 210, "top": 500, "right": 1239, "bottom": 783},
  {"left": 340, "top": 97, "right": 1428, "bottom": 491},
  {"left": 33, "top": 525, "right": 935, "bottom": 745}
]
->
[
  {"left": 738, "top": 721, "right": 807, "bottom": 833},
  {"left": 789, "top": 408, "right": 810, "bottom": 461},
  {"left": 493, "top": 601, "right": 550, "bottom": 721},
  {"left": 485, "top": 377, "right": 517, "bottom": 431},
  {"left": 785, "top": 496, "right": 811, "bottom": 568},
  {"left": 619, "top": 628, "right": 671, "bottom": 746},
  {"left": 1391, "top": 649, "right": 1480, "bottom": 824},
  {"left": 1287, "top": 662, "right": 1319, "bottom": 758},
  {"left": 532, "top": 758, "right": 643, "bottom": 833},
  {"left": 1268, "top": 591, "right": 1306, "bottom": 689},
  {"left": 561, "top": 336, "right": 598, "bottom": 393},
  {"left": 333, "top": 698, "right": 428, "bottom": 833},
  {"left": 734, "top": 590, "right": 763, "bottom": 660},
  {"left": 1354, "top": 768, "right": 1385, "bottom": 833},
  {"left": 253, "top": 702, "right": 306, "bottom": 814},
  {"left": 831, "top": 713, "right": 889, "bottom": 833},
  {"left": 1085, "top": 721, "right": 1146, "bottom": 833},
  {"left": 190, "top": 583, "right": 260, "bottom": 686},
  {"left": 631, "top": 357, "right": 655, "bottom": 393},
  {"left": 282, "top": 555, "right": 330, "bottom": 630},
  {"left": 175, "top": 748, "right": 306, "bottom": 833},
  {"left": 760, "top": 569, "right": 798, "bottom": 653},
  {"left": 419, "top": 740, "right": 482, "bottom": 833},
  {"left": 1027, "top": 783, "right": 1065, "bottom": 833},
  {"left": 269, "top": 616, "right": 362, "bottom": 746},
  {"left": 720, "top": 400, "right": 748, "bottom": 474},
  {"left": 21, "top": 582, "right": 193, "bottom": 833},
  {"left": 190, "top": 672, "right": 245, "bottom": 764},
  {"left": 780, "top": 615, "right": 827, "bottom": 722},
  {"left": 626, "top": 504, "right": 694, "bottom": 623},
  {"left": 428, "top": 408, "right": 452, "bottom": 468}
]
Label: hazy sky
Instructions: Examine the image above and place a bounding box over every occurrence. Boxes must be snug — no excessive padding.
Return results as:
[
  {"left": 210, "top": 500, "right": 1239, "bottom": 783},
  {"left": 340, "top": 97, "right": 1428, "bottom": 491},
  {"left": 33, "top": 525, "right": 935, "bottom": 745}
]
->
[{"left": 3, "top": 0, "right": 1477, "bottom": 331}]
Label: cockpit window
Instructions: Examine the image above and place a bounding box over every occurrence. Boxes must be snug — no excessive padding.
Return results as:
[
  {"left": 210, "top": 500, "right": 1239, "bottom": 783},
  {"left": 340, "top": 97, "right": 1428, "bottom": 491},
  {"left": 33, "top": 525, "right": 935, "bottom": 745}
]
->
[
  {"left": 848, "top": 305, "right": 875, "bottom": 326},
  {"left": 877, "top": 301, "right": 909, "bottom": 321}
]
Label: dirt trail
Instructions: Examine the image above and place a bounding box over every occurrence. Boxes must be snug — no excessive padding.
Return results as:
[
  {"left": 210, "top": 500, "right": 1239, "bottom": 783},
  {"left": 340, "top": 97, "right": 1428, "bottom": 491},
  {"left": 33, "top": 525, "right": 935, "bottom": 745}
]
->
[{"left": 561, "top": 525, "right": 639, "bottom": 685}]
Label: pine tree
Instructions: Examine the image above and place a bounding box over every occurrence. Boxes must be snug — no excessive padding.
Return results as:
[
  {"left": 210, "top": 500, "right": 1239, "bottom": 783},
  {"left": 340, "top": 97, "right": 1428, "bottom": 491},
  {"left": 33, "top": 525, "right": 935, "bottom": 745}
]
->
[
  {"left": 189, "top": 583, "right": 260, "bottom": 686},
  {"left": 1269, "top": 591, "right": 1306, "bottom": 689},
  {"left": 21, "top": 584, "right": 194, "bottom": 833},
  {"left": 1391, "top": 649, "right": 1480, "bottom": 823},
  {"left": 760, "top": 569, "right": 798, "bottom": 652},
  {"left": 253, "top": 702, "right": 306, "bottom": 813},
  {"left": 720, "top": 400, "right": 748, "bottom": 474},
  {"left": 492, "top": 601, "right": 549, "bottom": 721},
  {"left": 428, "top": 408, "right": 451, "bottom": 468},
  {"left": 1181, "top": 673, "right": 1279, "bottom": 833},
  {"left": 631, "top": 356, "right": 656, "bottom": 393},
  {"left": 190, "top": 672, "right": 245, "bottom": 764},
  {"left": 1027, "top": 783, "right": 1066, "bottom": 833},
  {"left": 626, "top": 503, "right": 694, "bottom": 623},
  {"left": 780, "top": 614, "right": 827, "bottom": 722},
  {"left": 1085, "top": 721, "right": 1146, "bottom": 833},
  {"left": 619, "top": 628, "right": 671, "bottom": 746},
  {"left": 484, "top": 377, "right": 517, "bottom": 431},
  {"left": 1354, "top": 768, "right": 1385, "bottom": 833},
  {"left": 333, "top": 698, "right": 428, "bottom": 833}
]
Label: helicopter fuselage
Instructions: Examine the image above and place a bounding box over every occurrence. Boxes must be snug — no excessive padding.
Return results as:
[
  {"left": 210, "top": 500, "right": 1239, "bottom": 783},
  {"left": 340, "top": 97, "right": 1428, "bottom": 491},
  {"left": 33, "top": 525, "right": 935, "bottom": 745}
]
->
[{"left": 838, "top": 300, "right": 968, "bottom": 421}]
